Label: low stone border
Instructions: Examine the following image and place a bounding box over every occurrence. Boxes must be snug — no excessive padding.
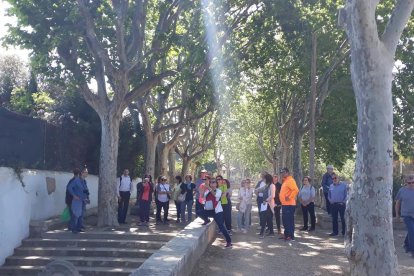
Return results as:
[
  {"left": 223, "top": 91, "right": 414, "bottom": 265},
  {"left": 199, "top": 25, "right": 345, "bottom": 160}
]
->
[{"left": 130, "top": 218, "right": 217, "bottom": 276}]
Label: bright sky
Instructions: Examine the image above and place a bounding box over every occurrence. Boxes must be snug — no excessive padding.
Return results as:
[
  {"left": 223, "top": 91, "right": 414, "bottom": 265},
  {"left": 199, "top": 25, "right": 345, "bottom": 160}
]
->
[{"left": 0, "top": 0, "right": 29, "bottom": 60}]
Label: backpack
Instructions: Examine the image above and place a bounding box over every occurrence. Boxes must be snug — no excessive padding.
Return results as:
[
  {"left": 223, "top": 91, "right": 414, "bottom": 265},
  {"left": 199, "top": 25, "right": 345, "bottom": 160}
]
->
[
  {"left": 65, "top": 178, "right": 74, "bottom": 205},
  {"left": 205, "top": 191, "right": 220, "bottom": 210}
]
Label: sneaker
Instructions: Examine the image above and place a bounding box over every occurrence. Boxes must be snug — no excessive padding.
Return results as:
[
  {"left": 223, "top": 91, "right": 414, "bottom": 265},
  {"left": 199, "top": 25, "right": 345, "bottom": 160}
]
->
[
  {"left": 299, "top": 227, "right": 308, "bottom": 231},
  {"left": 242, "top": 229, "right": 248, "bottom": 234},
  {"left": 201, "top": 221, "right": 209, "bottom": 225},
  {"left": 285, "top": 236, "right": 295, "bottom": 241},
  {"left": 259, "top": 234, "right": 264, "bottom": 239},
  {"left": 329, "top": 233, "right": 338, "bottom": 237},
  {"left": 176, "top": 219, "right": 180, "bottom": 223},
  {"left": 308, "top": 228, "right": 315, "bottom": 232},
  {"left": 225, "top": 243, "right": 233, "bottom": 248}
]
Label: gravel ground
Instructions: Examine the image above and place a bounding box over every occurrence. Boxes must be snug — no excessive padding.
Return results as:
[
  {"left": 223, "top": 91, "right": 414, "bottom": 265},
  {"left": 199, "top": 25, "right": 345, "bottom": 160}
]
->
[{"left": 191, "top": 210, "right": 414, "bottom": 276}]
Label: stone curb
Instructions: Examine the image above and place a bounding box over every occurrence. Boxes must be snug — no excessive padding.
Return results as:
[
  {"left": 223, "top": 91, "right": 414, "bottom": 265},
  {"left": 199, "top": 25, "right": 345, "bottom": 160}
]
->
[{"left": 130, "top": 218, "right": 217, "bottom": 276}]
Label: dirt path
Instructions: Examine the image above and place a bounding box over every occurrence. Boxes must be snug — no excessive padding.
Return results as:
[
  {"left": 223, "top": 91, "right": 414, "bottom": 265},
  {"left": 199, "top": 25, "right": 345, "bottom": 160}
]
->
[{"left": 191, "top": 209, "right": 414, "bottom": 276}]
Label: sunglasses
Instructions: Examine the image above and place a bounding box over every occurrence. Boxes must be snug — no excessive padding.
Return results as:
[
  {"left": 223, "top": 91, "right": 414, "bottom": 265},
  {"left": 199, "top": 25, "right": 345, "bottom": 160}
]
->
[
  {"left": 333, "top": 177, "right": 338, "bottom": 180},
  {"left": 407, "top": 181, "right": 414, "bottom": 184}
]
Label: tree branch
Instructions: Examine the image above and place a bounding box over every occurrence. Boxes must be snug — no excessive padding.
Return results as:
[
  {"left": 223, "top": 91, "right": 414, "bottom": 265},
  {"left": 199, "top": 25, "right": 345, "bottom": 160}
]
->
[{"left": 381, "top": 0, "right": 414, "bottom": 54}]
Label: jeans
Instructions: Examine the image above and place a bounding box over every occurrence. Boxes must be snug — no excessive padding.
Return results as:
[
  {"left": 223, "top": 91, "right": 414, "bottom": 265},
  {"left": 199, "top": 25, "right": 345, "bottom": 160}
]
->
[
  {"left": 70, "top": 213, "right": 81, "bottom": 233},
  {"left": 156, "top": 201, "right": 169, "bottom": 221},
  {"left": 331, "top": 202, "right": 346, "bottom": 235},
  {"left": 403, "top": 216, "right": 414, "bottom": 253},
  {"left": 324, "top": 192, "right": 331, "bottom": 214},
  {"left": 260, "top": 205, "right": 274, "bottom": 235},
  {"left": 237, "top": 204, "right": 252, "bottom": 230},
  {"left": 274, "top": 205, "right": 281, "bottom": 232},
  {"left": 301, "top": 202, "right": 316, "bottom": 229},
  {"left": 203, "top": 210, "right": 231, "bottom": 243},
  {"left": 282, "top": 205, "right": 296, "bottom": 239},
  {"left": 222, "top": 203, "right": 232, "bottom": 231},
  {"left": 181, "top": 200, "right": 193, "bottom": 222},
  {"left": 118, "top": 191, "right": 131, "bottom": 223},
  {"left": 256, "top": 197, "right": 264, "bottom": 214},
  {"left": 139, "top": 200, "right": 151, "bottom": 223},
  {"left": 195, "top": 200, "right": 203, "bottom": 218},
  {"left": 174, "top": 200, "right": 182, "bottom": 220}
]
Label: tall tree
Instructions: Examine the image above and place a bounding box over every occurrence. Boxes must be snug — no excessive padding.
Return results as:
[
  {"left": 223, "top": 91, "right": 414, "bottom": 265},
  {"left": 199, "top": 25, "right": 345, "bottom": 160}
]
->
[
  {"left": 4, "top": 0, "right": 185, "bottom": 226},
  {"left": 339, "top": 0, "right": 414, "bottom": 275}
]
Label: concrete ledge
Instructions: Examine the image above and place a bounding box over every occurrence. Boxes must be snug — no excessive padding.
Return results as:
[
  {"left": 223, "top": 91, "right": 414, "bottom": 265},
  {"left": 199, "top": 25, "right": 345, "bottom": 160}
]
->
[{"left": 130, "top": 218, "right": 217, "bottom": 276}]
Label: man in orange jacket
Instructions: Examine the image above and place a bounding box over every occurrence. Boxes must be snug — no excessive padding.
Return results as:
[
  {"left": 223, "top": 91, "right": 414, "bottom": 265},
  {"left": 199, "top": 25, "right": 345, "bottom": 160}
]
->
[{"left": 279, "top": 168, "right": 299, "bottom": 241}]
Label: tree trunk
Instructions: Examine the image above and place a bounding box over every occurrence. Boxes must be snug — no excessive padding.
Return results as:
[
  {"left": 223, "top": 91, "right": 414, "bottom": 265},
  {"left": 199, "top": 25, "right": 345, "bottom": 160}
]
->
[
  {"left": 145, "top": 135, "right": 157, "bottom": 179},
  {"left": 292, "top": 127, "right": 303, "bottom": 186},
  {"left": 181, "top": 156, "right": 191, "bottom": 178},
  {"left": 168, "top": 148, "right": 175, "bottom": 182},
  {"left": 345, "top": 33, "right": 397, "bottom": 276},
  {"left": 158, "top": 143, "right": 169, "bottom": 178},
  {"left": 97, "top": 111, "right": 121, "bottom": 227},
  {"left": 309, "top": 32, "right": 317, "bottom": 181}
]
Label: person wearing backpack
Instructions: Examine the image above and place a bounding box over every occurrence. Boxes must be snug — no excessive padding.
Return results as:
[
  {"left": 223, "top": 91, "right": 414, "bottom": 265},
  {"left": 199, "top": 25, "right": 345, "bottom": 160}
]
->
[
  {"left": 180, "top": 174, "right": 196, "bottom": 223},
  {"left": 156, "top": 176, "right": 171, "bottom": 224},
  {"left": 117, "top": 169, "right": 132, "bottom": 224},
  {"left": 65, "top": 168, "right": 80, "bottom": 231},
  {"left": 258, "top": 174, "right": 275, "bottom": 238},
  {"left": 273, "top": 174, "right": 282, "bottom": 235},
  {"left": 298, "top": 176, "right": 316, "bottom": 232},
  {"left": 137, "top": 175, "right": 154, "bottom": 226},
  {"left": 204, "top": 178, "right": 232, "bottom": 248},
  {"left": 67, "top": 168, "right": 86, "bottom": 234}
]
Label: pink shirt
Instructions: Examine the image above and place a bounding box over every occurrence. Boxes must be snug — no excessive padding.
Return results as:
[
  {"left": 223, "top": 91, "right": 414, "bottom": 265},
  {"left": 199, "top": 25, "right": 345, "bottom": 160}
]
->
[{"left": 198, "top": 183, "right": 207, "bottom": 204}]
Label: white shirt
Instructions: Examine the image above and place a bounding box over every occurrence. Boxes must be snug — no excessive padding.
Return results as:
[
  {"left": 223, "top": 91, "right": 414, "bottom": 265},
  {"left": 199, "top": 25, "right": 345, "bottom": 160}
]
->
[
  {"left": 204, "top": 189, "right": 223, "bottom": 214},
  {"left": 257, "top": 181, "right": 266, "bottom": 197},
  {"left": 157, "top": 183, "right": 170, "bottom": 202},
  {"left": 119, "top": 175, "right": 132, "bottom": 192},
  {"left": 239, "top": 187, "right": 254, "bottom": 205}
]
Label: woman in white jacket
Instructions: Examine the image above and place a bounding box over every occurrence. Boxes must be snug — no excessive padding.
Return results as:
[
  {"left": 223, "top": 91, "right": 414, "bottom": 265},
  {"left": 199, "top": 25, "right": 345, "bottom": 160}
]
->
[
  {"left": 237, "top": 179, "right": 254, "bottom": 233},
  {"left": 258, "top": 174, "right": 275, "bottom": 238}
]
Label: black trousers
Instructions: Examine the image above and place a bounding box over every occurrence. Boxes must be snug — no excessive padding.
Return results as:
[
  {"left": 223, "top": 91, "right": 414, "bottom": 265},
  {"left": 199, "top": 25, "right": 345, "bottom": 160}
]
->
[
  {"left": 274, "top": 205, "right": 281, "bottom": 231},
  {"left": 331, "top": 202, "right": 346, "bottom": 235},
  {"left": 174, "top": 200, "right": 182, "bottom": 220},
  {"left": 324, "top": 192, "right": 331, "bottom": 214},
  {"left": 301, "top": 202, "right": 316, "bottom": 229},
  {"left": 260, "top": 205, "right": 274, "bottom": 235},
  {"left": 139, "top": 200, "right": 151, "bottom": 223},
  {"left": 222, "top": 203, "right": 232, "bottom": 231},
  {"left": 156, "top": 201, "right": 169, "bottom": 221},
  {"left": 118, "top": 191, "right": 130, "bottom": 223}
]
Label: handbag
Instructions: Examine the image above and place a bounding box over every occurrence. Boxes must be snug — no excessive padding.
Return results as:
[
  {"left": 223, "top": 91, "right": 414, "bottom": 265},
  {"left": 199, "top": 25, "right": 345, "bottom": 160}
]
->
[
  {"left": 204, "top": 200, "right": 214, "bottom": 210},
  {"left": 178, "top": 192, "right": 186, "bottom": 202},
  {"left": 60, "top": 207, "right": 70, "bottom": 222}
]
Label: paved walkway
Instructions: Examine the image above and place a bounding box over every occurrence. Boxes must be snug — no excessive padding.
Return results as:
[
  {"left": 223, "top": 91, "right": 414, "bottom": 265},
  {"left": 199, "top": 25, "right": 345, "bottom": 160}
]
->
[{"left": 191, "top": 208, "right": 414, "bottom": 276}]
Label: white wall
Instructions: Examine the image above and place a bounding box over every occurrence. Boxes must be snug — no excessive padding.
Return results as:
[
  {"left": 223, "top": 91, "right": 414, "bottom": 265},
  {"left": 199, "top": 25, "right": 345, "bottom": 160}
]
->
[{"left": 0, "top": 167, "right": 138, "bottom": 265}]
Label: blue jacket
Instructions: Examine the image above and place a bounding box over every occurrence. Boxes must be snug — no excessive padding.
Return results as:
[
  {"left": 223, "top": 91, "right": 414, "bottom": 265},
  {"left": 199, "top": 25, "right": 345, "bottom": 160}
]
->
[
  {"left": 321, "top": 173, "right": 333, "bottom": 193},
  {"left": 68, "top": 177, "right": 86, "bottom": 200}
]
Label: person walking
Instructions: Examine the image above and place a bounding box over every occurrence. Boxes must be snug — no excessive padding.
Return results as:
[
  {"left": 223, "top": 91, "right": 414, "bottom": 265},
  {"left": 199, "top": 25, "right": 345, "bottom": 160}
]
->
[
  {"left": 279, "top": 168, "right": 299, "bottom": 241},
  {"left": 180, "top": 174, "right": 196, "bottom": 223},
  {"left": 328, "top": 173, "right": 347, "bottom": 236},
  {"left": 156, "top": 176, "right": 171, "bottom": 224},
  {"left": 237, "top": 179, "right": 254, "bottom": 233},
  {"left": 137, "top": 175, "right": 154, "bottom": 226},
  {"left": 395, "top": 173, "right": 414, "bottom": 258},
  {"left": 117, "top": 169, "right": 132, "bottom": 224},
  {"left": 204, "top": 178, "right": 232, "bottom": 248},
  {"left": 172, "top": 175, "right": 183, "bottom": 223},
  {"left": 258, "top": 174, "right": 276, "bottom": 238},
  {"left": 273, "top": 174, "right": 282, "bottom": 234},
  {"left": 321, "top": 165, "right": 334, "bottom": 214},
  {"left": 299, "top": 176, "right": 316, "bottom": 232}
]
